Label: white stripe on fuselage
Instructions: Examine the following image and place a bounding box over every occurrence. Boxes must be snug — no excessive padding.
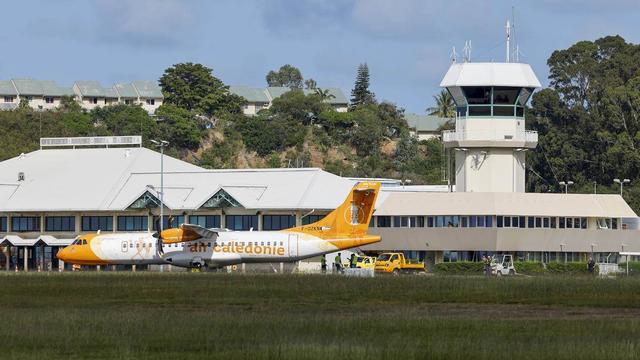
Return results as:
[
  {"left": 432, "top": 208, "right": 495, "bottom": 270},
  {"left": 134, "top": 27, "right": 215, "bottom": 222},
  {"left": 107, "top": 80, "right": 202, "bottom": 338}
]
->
[{"left": 89, "top": 231, "right": 338, "bottom": 267}]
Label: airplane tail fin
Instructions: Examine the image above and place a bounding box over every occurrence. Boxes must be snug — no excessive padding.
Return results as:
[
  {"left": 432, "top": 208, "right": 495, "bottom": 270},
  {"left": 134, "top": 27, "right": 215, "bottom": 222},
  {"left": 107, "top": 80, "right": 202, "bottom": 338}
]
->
[{"left": 292, "top": 182, "right": 381, "bottom": 246}]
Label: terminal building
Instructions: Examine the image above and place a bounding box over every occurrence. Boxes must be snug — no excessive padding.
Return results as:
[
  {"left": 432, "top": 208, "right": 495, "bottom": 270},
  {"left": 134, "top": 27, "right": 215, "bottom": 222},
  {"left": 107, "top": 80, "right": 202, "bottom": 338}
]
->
[{"left": 0, "top": 59, "right": 639, "bottom": 272}]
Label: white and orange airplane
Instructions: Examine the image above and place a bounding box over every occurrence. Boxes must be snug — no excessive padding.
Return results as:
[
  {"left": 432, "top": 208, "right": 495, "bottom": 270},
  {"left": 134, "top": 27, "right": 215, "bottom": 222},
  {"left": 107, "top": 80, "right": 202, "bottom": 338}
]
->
[{"left": 57, "top": 182, "right": 381, "bottom": 270}]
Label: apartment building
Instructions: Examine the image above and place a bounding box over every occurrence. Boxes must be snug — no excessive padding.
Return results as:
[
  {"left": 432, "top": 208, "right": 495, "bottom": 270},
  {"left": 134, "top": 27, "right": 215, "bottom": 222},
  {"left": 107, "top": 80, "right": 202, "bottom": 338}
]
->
[{"left": 229, "top": 86, "right": 349, "bottom": 116}]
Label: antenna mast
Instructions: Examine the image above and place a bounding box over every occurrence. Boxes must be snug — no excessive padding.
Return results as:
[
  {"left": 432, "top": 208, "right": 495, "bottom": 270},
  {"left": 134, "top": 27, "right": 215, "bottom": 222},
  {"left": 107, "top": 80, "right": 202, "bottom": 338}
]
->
[
  {"left": 463, "top": 40, "right": 472, "bottom": 62},
  {"left": 505, "top": 20, "right": 511, "bottom": 63}
]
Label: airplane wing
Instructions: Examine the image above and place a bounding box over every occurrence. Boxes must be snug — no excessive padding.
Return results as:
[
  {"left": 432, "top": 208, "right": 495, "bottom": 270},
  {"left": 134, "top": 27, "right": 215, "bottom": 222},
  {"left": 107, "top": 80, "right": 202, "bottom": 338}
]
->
[{"left": 180, "top": 223, "right": 220, "bottom": 240}]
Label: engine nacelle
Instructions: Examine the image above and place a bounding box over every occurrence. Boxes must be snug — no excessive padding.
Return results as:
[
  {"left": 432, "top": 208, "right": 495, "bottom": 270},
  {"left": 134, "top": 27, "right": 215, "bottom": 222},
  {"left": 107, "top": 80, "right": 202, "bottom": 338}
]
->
[{"left": 160, "top": 227, "right": 201, "bottom": 244}]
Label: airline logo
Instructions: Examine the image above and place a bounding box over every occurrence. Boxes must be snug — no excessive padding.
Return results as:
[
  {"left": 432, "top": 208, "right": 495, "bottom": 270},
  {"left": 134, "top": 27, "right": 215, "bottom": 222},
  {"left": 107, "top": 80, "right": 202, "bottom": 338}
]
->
[{"left": 186, "top": 241, "right": 286, "bottom": 256}]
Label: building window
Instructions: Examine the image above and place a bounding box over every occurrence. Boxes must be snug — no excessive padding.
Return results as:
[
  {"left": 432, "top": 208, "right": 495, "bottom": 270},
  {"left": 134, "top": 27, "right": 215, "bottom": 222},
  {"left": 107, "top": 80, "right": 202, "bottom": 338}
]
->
[
  {"left": 225, "top": 215, "right": 258, "bottom": 231},
  {"left": 45, "top": 97, "right": 54, "bottom": 104},
  {"left": 117, "top": 216, "right": 148, "bottom": 231},
  {"left": 81, "top": 216, "right": 113, "bottom": 231},
  {"left": 377, "top": 216, "right": 391, "bottom": 228},
  {"left": 393, "top": 216, "right": 408, "bottom": 227},
  {"left": 0, "top": 217, "right": 6, "bottom": 232},
  {"left": 153, "top": 215, "right": 185, "bottom": 231},
  {"left": 91, "top": 98, "right": 98, "bottom": 104},
  {"left": 558, "top": 217, "right": 565, "bottom": 229},
  {"left": 146, "top": 99, "right": 155, "bottom": 105},
  {"left": 189, "top": 215, "right": 220, "bottom": 229},
  {"left": 4, "top": 96, "right": 15, "bottom": 103},
  {"left": 263, "top": 215, "right": 296, "bottom": 230},
  {"left": 26, "top": 96, "right": 33, "bottom": 102},
  {"left": 124, "top": 99, "right": 133, "bottom": 105},
  {"left": 11, "top": 216, "right": 41, "bottom": 232},
  {"left": 302, "top": 215, "right": 325, "bottom": 225},
  {"left": 45, "top": 216, "right": 75, "bottom": 232}
]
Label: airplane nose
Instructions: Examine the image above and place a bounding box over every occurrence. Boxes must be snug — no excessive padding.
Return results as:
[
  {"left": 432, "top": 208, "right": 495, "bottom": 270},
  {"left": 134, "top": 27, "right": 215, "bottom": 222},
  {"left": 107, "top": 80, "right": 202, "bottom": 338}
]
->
[{"left": 57, "top": 247, "right": 68, "bottom": 261}]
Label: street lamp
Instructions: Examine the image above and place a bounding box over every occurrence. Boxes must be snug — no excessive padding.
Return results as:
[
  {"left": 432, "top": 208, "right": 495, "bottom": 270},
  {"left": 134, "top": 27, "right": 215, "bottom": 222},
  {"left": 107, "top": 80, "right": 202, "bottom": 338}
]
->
[
  {"left": 559, "top": 181, "right": 574, "bottom": 194},
  {"left": 150, "top": 139, "right": 170, "bottom": 245},
  {"left": 613, "top": 178, "right": 630, "bottom": 196}
]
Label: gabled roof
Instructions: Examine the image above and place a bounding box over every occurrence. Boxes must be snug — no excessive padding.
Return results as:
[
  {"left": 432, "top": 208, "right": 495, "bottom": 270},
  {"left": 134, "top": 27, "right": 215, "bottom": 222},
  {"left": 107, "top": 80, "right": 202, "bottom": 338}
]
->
[
  {"left": 228, "top": 86, "right": 270, "bottom": 103},
  {"left": 405, "top": 114, "right": 452, "bottom": 132},
  {"left": 0, "top": 235, "right": 35, "bottom": 246},
  {"left": 0, "top": 80, "right": 17, "bottom": 95},
  {"left": 440, "top": 62, "right": 542, "bottom": 88},
  {"left": 114, "top": 83, "right": 138, "bottom": 98},
  {"left": 40, "top": 81, "right": 74, "bottom": 97},
  {"left": 74, "top": 81, "right": 118, "bottom": 98},
  {"left": 0, "top": 147, "right": 201, "bottom": 212},
  {"left": 11, "top": 79, "right": 44, "bottom": 95},
  {"left": 131, "top": 80, "right": 163, "bottom": 98}
]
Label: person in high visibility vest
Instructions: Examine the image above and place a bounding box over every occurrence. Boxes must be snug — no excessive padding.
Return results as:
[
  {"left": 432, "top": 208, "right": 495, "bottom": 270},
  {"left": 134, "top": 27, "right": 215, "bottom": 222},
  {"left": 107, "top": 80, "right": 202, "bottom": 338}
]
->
[
  {"left": 320, "top": 255, "right": 327, "bottom": 274},
  {"left": 334, "top": 253, "right": 342, "bottom": 273},
  {"left": 350, "top": 254, "right": 357, "bottom": 268}
]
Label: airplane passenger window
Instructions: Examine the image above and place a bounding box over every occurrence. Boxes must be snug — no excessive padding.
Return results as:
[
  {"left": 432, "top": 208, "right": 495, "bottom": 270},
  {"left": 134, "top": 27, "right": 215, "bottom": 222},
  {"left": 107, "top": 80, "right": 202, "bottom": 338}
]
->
[{"left": 82, "top": 240, "right": 87, "bottom": 245}]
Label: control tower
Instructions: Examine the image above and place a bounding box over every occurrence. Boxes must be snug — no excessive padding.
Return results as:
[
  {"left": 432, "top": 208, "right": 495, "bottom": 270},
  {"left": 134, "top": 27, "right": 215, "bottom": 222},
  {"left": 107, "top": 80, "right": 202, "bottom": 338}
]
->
[{"left": 441, "top": 62, "right": 541, "bottom": 192}]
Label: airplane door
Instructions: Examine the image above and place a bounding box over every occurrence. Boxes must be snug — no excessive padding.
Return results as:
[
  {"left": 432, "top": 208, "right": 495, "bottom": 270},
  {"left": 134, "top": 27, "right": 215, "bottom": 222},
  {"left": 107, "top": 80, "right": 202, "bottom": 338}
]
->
[{"left": 288, "top": 234, "right": 298, "bottom": 257}]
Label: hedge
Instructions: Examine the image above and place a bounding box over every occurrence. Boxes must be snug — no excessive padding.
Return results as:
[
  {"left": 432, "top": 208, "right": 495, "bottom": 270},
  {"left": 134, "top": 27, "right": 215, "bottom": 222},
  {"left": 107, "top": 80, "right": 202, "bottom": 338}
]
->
[
  {"left": 433, "top": 261, "right": 484, "bottom": 274},
  {"left": 618, "top": 262, "right": 640, "bottom": 275},
  {"left": 434, "top": 261, "right": 595, "bottom": 275}
]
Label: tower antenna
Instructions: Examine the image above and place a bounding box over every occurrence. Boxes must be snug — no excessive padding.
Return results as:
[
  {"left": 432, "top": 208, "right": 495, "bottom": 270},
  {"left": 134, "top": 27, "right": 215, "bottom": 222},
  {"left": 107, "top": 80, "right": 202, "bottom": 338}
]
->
[
  {"left": 463, "top": 40, "right": 472, "bottom": 62},
  {"left": 505, "top": 20, "right": 511, "bottom": 63},
  {"left": 450, "top": 46, "right": 458, "bottom": 63}
]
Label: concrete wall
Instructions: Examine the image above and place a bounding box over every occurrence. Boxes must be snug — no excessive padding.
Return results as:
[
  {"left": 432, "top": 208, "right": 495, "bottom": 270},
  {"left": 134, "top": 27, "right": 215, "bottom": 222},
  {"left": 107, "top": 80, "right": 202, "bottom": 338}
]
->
[
  {"left": 455, "top": 148, "right": 526, "bottom": 192},
  {"left": 366, "top": 227, "right": 640, "bottom": 253}
]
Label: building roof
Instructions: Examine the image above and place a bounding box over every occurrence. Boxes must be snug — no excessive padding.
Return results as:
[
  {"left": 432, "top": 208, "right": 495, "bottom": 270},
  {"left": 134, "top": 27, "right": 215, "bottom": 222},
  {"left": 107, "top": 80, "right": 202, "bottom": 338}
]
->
[
  {"left": 11, "top": 79, "right": 44, "bottom": 95},
  {"left": 131, "top": 80, "right": 163, "bottom": 98},
  {"left": 374, "top": 191, "right": 637, "bottom": 218},
  {"left": 40, "top": 81, "right": 75, "bottom": 97},
  {"left": 229, "top": 86, "right": 270, "bottom": 103},
  {"left": 405, "top": 114, "right": 451, "bottom": 132},
  {"left": 74, "top": 81, "right": 118, "bottom": 98},
  {"left": 0, "top": 80, "right": 17, "bottom": 95},
  {"left": 0, "top": 147, "right": 201, "bottom": 212},
  {"left": 0, "top": 147, "right": 355, "bottom": 212},
  {"left": 114, "top": 83, "right": 138, "bottom": 98},
  {"left": 440, "top": 62, "right": 542, "bottom": 88}
]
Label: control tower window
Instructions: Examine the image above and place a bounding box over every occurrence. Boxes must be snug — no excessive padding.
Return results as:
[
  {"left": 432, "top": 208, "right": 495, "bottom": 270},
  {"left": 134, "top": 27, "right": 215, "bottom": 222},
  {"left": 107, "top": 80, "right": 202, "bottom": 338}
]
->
[
  {"left": 463, "top": 87, "right": 491, "bottom": 104},
  {"left": 493, "top": 87, "right": 520, "bottom": 104}
]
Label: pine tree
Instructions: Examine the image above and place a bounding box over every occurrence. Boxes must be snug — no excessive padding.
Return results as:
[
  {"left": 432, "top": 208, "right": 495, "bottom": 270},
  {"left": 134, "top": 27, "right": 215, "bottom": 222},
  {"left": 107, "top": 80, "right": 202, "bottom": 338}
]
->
[{"left": 350, "top": 63, "right": 376, "bottom": 109}]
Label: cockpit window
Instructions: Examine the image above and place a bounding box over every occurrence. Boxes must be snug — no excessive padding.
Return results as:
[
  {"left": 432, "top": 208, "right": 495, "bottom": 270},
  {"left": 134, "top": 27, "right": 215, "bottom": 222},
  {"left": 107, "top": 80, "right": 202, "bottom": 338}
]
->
[{"left": 82, "top": 239, "right": 87, "bottom": 245}]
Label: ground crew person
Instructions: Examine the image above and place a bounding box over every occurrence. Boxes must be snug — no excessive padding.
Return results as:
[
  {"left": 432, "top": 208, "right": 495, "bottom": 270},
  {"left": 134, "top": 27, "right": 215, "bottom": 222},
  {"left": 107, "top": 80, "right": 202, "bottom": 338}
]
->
[
  {"left": 320, "top": 255, "right": 327, "bottom": 273},
  {"left": 334, "top": 253, "right": 342, "bottom": 273},
  {"left": 350, "top": 254, "right": 357, "bottom": 268},
  {"left": 483, "top": 255, "right": 491, "bottom": 276}
]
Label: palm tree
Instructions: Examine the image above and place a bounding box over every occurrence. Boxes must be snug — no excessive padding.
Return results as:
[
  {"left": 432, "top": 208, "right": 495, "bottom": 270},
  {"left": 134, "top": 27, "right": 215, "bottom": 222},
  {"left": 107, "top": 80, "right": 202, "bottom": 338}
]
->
[
  {"left": 426, "top": 90, "right": 455, "bottom": 118},
  {"left": 315, "top": 88, "right": 336, "bottom": 101}
]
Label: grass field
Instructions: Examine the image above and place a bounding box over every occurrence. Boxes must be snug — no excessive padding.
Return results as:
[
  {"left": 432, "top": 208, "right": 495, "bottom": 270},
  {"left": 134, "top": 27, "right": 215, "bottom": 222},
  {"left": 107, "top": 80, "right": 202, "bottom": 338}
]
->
[{"left": 1, "top": 273, "right": 639, "bottom": 359}]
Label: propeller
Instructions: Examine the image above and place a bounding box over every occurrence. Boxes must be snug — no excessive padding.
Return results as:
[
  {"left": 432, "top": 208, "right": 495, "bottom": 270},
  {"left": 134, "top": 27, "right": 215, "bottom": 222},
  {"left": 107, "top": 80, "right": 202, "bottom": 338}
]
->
[{"left": 153, "top": 216, "right": 164, "bottom": 256}]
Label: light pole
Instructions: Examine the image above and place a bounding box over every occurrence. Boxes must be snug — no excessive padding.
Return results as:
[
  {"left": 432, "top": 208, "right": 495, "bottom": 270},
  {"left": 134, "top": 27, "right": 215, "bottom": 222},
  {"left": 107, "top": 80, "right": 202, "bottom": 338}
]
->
[
  {"left": 559, "top": 181, "right": 574, "bottom": 194},
  {"left": 613, "top": 178, "right": 630, "bottom": 196},
  {"left": 150, "top": 140, "right": 170, "bottom": 239}
]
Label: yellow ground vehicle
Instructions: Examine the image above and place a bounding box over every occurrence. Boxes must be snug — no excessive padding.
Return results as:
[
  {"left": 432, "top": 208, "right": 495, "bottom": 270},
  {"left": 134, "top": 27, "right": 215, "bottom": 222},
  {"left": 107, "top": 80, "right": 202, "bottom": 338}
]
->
[
  {"left": 374, "top": 252, "right": 425, "bottom": 274},
  {"left": 355, "top": 256, "right": 376, "bottom": 269}
]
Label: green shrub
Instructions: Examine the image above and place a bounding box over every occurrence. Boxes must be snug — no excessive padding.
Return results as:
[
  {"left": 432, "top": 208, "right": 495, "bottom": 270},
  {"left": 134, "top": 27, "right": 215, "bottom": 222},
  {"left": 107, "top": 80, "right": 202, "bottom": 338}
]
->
[
  {"left": 618, "top": 262, "right": 640, "bottom": 275},
  {"left": 546, "top": 262, "right": 591, "bottom": 274},
  {"left": 514, "top": 262, "right": 546, "bottom": 274},
  {"left": 433, "top": 261, "right": 484, "bottom": 274}
]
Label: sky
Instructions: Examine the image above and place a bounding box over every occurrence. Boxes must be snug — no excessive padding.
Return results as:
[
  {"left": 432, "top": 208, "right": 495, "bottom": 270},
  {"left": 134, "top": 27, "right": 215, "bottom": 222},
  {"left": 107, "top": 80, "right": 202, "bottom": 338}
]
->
[{"left": 1, "top": 0, "right": 640, "bottom": 113}]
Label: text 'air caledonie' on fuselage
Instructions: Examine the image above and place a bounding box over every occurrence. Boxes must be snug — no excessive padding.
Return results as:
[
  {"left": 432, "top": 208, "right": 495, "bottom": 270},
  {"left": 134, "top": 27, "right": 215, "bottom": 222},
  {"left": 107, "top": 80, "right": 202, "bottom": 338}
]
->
[{"left": 56, "top": 182, "right": 381, "bottom": 269}]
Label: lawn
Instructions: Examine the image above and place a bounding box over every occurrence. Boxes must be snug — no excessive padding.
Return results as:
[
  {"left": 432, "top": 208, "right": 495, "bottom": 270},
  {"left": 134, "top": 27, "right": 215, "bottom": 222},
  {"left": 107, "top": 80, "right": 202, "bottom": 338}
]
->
[{"left": 0, "top": 273, "right": 639, "bottom": 359}]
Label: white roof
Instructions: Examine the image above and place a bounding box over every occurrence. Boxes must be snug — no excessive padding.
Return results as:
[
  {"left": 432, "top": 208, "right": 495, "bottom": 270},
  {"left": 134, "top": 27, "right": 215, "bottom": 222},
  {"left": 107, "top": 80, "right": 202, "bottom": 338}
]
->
[
  {"left": 375, "top": 191, "right": 637, "bottom": 218},
  {"left": 440, "top": 62, "right": 541, "bottom": 88},
  {"left": 36, "top": 235, "right": 74, "bottom": 246},
  {"left": 1, "top": 235, "right": 36, "bottom": 246},
  {"left": 108, "top": 168, "right": 355, "bottom": 210},
  {"left": 0, "top": 147, "right": 201, "bottom": 212},
  {"left": 0, "top": 147, "right": 355, "bottom": 212}
]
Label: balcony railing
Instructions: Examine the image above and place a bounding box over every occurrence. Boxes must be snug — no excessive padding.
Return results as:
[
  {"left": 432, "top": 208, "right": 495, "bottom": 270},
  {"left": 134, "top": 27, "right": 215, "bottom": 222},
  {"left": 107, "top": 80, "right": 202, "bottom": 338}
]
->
[{"left": 442, "top": 130, "right": 538, "bottom": 143}]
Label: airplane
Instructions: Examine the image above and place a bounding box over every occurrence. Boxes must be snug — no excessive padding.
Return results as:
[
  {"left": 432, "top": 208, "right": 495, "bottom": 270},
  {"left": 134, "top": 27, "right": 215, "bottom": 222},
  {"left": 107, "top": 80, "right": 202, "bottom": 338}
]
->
[{"left": 56, "top": 181, "right": 381, "bottom": 270}]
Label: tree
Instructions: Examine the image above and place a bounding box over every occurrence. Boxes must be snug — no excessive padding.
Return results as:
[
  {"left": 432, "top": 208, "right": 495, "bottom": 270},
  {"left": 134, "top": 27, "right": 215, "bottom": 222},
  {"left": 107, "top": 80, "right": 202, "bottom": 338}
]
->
[
  {"left": 304, "top": 78, "right": 317, "bottom": 90},
  {"left": 427, "top": 90, "right": 455, "bottom": 118},
  {"left": 266, "top": 64, "right": 303, "bottom": 88},
  {"left": 159, "top": 62, "right": 239, "bottom": 116},
  {"left": 315, "top": 88, "right": 335, "bottom": 101},
  {"left": 350, "top": 63, "right": 376, "bottom": 109}
]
